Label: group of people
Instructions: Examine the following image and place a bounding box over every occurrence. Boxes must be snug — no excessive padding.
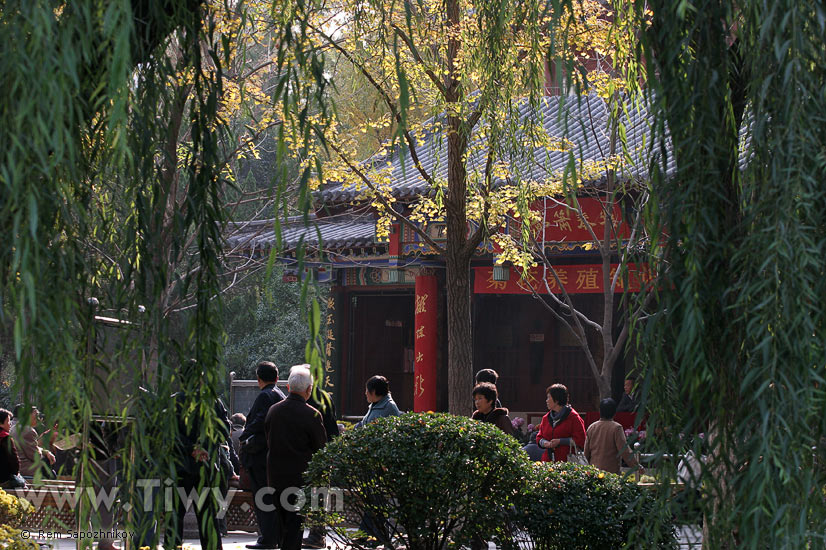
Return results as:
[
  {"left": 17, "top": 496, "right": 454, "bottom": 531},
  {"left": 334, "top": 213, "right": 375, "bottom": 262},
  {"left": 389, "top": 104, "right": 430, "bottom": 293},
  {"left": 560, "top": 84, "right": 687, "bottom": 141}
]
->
[
  {"left": 236, "top": 361, "right": 344, "bottom": 550},
  {"left": 471, "top": 369, "right": 643, "bottom": 475},
  {"left": 237, "top": 362, "right": 402, "bottom": 550},
  {"left": 0, "top": 404, "right": 62, "bottom": 489},
  {"left": 0, "top": 366, "right": 642, "bottom": 550},
  {"left": 235, "top": 366, "right": 640, "bottom": 550}
]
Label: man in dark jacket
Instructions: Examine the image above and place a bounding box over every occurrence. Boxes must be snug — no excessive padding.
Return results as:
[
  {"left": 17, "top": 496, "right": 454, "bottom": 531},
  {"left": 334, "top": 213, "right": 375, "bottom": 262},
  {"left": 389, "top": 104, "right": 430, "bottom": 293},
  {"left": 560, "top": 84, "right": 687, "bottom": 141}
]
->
[
  {"left": 302, "top": 387, "right": 339, "bottom": 548},
  {"left": 265, "top": 365, "right": 327, "bottom": 550},
  {"left": 616, "top": 378, "right": 638, "bottom": 413},
  {"left": 240, "top": 361, "right": 286, "bottom": 549}
]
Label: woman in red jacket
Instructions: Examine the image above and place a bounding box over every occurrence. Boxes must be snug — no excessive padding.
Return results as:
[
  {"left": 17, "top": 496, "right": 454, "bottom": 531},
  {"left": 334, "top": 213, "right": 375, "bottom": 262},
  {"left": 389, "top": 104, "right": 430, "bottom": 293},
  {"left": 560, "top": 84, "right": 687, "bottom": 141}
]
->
[{"left": 536, "top": 384, "right": 586, "bottom": 462}]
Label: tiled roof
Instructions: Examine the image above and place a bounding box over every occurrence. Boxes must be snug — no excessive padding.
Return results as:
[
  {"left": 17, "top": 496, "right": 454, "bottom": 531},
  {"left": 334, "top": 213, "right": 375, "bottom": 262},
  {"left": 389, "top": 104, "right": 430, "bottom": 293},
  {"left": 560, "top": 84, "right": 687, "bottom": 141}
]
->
[
  {"left": 229, "top": 94, "right": 751, "bottom": 254},
  {"left": 225, "top": 214, "right": 377, "bottom": 252},
  {"left": 317, "top": 94, "right": 660, "bottom": 203}
]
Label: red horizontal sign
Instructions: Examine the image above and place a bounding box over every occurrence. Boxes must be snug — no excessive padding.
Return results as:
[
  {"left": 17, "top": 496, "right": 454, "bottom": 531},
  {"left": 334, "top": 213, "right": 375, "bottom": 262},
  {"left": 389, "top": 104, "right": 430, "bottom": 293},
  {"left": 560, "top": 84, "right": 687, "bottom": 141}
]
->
[
  {"left": 532, "top": 197, "right": 631, "bottom": 243},
  {"left": 473, "top": 264, "right": 650, "bottom": 295}
]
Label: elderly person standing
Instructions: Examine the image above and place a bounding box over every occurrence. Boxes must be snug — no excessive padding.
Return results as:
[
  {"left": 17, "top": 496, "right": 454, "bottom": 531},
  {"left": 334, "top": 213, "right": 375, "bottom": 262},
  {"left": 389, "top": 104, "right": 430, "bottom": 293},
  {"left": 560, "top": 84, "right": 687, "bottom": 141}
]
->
[
  {"left": 265, "top": 365, "right": 327, "bottom": 550},
  {"left": 536, "top": 384, "right": 586, "bottom": 462},
  {"left": 303, "top": 387, "right": 340, "bottom": 549},
  {"left": 585, "top": 398, "right": 644, "bottom": 475},
  {"left": 355, "top": 376, "right": 400, "bottom": 428}
]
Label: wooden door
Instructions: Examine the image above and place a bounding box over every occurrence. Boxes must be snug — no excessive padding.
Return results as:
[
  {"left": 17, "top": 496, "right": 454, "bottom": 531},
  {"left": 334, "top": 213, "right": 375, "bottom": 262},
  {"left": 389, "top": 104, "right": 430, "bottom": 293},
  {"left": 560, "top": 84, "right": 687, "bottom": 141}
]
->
[{"left": 346, "top": 293, "right": 415, "bottom": 416}]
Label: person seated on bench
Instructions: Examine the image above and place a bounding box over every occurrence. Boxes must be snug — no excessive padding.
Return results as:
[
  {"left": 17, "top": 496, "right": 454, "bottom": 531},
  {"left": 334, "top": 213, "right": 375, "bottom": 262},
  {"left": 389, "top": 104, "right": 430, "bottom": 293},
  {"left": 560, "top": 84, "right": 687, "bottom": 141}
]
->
[
  {"left": 0, "top": 408, "right": 25, "bottom": 489},
  {"left": 12, "top": 405, "right": 56, "bottom": 479}
]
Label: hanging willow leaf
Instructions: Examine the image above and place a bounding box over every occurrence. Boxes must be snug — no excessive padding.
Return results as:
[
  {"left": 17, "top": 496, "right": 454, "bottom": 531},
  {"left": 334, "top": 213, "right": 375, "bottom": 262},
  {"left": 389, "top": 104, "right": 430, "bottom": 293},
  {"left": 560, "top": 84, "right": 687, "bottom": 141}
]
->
[{"left": 632, "top": 0, "right": 826, "bottom": 546}]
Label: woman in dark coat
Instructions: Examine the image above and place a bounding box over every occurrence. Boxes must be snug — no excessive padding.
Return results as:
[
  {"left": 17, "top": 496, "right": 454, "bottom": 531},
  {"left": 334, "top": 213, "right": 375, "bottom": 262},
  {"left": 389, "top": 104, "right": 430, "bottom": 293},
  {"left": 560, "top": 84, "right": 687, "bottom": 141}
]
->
[
  {"left": 471, "top": 383, "right": 515, "bottom": 436},
  {"left": 0, "top": 408, "right": 21, "bottom": 485}
]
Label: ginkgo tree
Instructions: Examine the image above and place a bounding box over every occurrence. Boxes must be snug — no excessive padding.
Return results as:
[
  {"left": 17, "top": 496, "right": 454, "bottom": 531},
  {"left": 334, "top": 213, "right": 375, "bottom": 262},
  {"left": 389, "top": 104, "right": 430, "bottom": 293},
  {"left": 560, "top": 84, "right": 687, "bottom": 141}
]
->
[
  {"left": 492, "top": 122, "right": 655, "bottom": 402},
  {"left": 484, "top": 2, "right": 654, "bottom": 404},
  {"left": 291, "top": 0, "right": 644, "bottom": 411}
]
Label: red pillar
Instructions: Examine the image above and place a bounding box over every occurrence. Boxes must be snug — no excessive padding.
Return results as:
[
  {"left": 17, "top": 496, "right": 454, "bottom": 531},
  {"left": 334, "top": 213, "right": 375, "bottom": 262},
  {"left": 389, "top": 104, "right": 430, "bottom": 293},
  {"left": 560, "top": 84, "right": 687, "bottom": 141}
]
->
[{"left": 414, "top": 274, "right": 438, "bottom": 412}]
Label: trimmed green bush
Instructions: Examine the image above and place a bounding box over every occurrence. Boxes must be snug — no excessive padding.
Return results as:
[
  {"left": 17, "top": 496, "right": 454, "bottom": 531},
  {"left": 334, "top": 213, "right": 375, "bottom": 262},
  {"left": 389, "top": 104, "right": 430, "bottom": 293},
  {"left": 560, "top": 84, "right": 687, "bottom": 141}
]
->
[
  {"left": 510, "top": 462, "right": 677, "bottom": 550},
  {"left": 304, "top": 412, "right": 530, "bottom": 550}
]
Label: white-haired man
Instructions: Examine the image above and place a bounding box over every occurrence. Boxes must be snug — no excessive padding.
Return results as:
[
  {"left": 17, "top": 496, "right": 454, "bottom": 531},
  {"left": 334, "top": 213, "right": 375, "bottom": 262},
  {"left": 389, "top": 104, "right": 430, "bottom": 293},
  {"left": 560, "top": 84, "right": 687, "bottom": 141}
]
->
[{"left": 265, "top": 365, "right": 327, "bottom": 550}]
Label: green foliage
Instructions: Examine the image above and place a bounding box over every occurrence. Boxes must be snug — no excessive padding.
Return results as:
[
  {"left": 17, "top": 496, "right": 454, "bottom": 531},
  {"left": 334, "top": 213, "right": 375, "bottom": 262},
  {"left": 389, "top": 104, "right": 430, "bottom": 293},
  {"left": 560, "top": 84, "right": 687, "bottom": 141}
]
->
[
  {"left": 304, "top": 413, "right": 531, "bottom": 550},
  {"left": 633, "top": 0, "right": 826, "bottom": 546},
  {"left": 0, "top": 1, "right": 249, "bottom": 548},
  {"left": 0, "top": 490, "right": 34, "bottom": 529},
  {"left": 510, "top": 462, "right": 677, "bottom": 550},
  {"left": 223, "top": 266, "right": 328, "bottom": 379},
  {"left": 0, "top": 525, "right": 38, "bottom": 550}
]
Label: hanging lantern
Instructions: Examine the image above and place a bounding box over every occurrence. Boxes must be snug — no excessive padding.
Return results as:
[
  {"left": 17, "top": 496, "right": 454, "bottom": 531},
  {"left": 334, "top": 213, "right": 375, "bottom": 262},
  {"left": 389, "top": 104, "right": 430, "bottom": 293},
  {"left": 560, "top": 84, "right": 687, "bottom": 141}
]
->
[{"left": 493, "top": 264, "right": 510, "bottom": 281}]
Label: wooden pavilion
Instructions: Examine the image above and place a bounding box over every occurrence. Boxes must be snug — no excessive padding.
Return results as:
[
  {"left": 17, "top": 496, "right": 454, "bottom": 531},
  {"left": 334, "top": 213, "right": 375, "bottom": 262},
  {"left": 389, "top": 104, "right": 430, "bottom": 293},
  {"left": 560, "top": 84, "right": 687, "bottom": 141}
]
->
[{"left": 226, "top": 95, "right": 654, "bottom": 419}]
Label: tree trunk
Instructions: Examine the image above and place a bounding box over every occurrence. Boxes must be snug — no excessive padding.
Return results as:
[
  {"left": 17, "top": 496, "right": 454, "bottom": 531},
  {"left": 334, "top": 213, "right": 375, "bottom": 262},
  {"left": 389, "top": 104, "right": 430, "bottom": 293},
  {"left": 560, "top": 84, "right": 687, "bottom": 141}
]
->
[
  {"left": 443, "top": 39, "right": 473, "bottom": 413},
  {"left": 596, "top": 368, "right": 612, "bottom": 400},
  {"left": 702, "top": 421, "right": 739, "bottom": 550},
  {"left": 445, "top": 240, "right": 473, "bottom": 415}
]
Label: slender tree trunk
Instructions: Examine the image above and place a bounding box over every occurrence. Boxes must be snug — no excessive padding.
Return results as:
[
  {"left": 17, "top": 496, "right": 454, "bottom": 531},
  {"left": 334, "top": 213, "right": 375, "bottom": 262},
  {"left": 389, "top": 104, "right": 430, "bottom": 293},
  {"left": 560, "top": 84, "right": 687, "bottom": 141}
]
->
[
  {"left": 444, "top": 116, "right": 473, "bottom": 414},
  {"left": 702, "top": 421, "right": 739, "bottom": 550},
  {"left": 445, "top": 239, "right": 473, "bottom": 415},
  {"left": 443, "top": 0, "right": 474, "bottom": 415}
]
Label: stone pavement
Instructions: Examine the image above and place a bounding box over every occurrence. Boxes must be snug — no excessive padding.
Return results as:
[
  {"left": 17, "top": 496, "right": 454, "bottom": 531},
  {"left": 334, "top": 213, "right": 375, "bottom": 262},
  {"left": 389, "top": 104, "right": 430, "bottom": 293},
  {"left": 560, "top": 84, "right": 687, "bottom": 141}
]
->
[
  {"left": 31, "top": 526, "right": 703, "bottom": 549},
  {"left": 25, "top": 530, "right": 313, "bottom": 550},
  {"left": 676, "top": 525, "right": 703, "bottom": 549}
]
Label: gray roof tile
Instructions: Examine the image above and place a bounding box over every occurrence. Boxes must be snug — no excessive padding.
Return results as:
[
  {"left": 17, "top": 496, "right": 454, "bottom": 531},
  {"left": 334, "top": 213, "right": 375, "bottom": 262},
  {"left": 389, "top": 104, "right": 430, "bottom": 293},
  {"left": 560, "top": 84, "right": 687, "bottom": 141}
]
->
[
  {"left": 225, "top": 214, "right": 377, "bottom": 252},
  {"left": 318, "top": 95, "right": 661, "bottom": 202}
]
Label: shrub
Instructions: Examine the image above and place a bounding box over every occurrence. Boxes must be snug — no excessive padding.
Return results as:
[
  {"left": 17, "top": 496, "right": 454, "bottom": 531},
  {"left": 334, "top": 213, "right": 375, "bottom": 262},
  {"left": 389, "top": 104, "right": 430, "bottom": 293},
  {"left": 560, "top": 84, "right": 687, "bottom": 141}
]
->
[
  {"left": 0, "top": 489, "right": 34, "bottom": 528},
  {"left": 510, "top": 462, "right": 677, "bottom": 550},
  {"left": 304, "top": 412, "right": 531, "bottom": 550},
  {"left": 0, "top": 525, "right": 39, "bottom": 550}
]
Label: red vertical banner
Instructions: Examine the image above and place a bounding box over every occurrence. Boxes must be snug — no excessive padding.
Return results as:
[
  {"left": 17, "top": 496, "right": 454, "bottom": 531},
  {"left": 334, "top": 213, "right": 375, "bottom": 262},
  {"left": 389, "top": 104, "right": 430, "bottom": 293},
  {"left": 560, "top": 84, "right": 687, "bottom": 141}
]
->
[{"left": 414, "top": 275, "right": 438, "bottom": 412}]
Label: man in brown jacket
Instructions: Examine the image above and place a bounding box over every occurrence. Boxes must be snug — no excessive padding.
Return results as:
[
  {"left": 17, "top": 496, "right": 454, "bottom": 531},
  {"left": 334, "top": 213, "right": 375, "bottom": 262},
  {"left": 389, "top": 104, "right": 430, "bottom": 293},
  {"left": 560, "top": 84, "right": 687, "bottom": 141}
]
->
[
  {"left": 584, "top": 398, "right": 644, "bottom": 475},
  {"left": 265, "top": 365, "right": 327, "bottom": 550},
  {"left": 12, "top": 405, "right": 55, "bottom": 478}
]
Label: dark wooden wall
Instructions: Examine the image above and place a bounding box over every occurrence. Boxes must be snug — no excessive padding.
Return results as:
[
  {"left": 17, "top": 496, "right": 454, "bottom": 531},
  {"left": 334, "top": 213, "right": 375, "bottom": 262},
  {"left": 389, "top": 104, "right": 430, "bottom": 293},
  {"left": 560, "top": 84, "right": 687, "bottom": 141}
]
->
[
  {"left": 337, "top": 289, "right": 623, "bottom": 417},
  {"left": 343, "top": 292, "right": 415, "bottom": 416},
  {"left": 472, "top": 294, "right": 606, "bottom": 413}
]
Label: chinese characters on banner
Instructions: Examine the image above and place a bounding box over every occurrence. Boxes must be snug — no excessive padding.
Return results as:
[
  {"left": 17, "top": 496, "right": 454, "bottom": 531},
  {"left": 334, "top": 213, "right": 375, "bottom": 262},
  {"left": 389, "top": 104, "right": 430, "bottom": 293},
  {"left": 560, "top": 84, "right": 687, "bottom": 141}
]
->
[
  {"left": 532, "top": 197, "right": 631, "bottom": 243},
  {"left": 413, "top": 275, "right": 438, "bottom": 412},
  {"left": 322, "top": 294, "right": 340, "bottom": 390},
  {"left": 472, "top": 264, "right": 651, "bottom": 295}
]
